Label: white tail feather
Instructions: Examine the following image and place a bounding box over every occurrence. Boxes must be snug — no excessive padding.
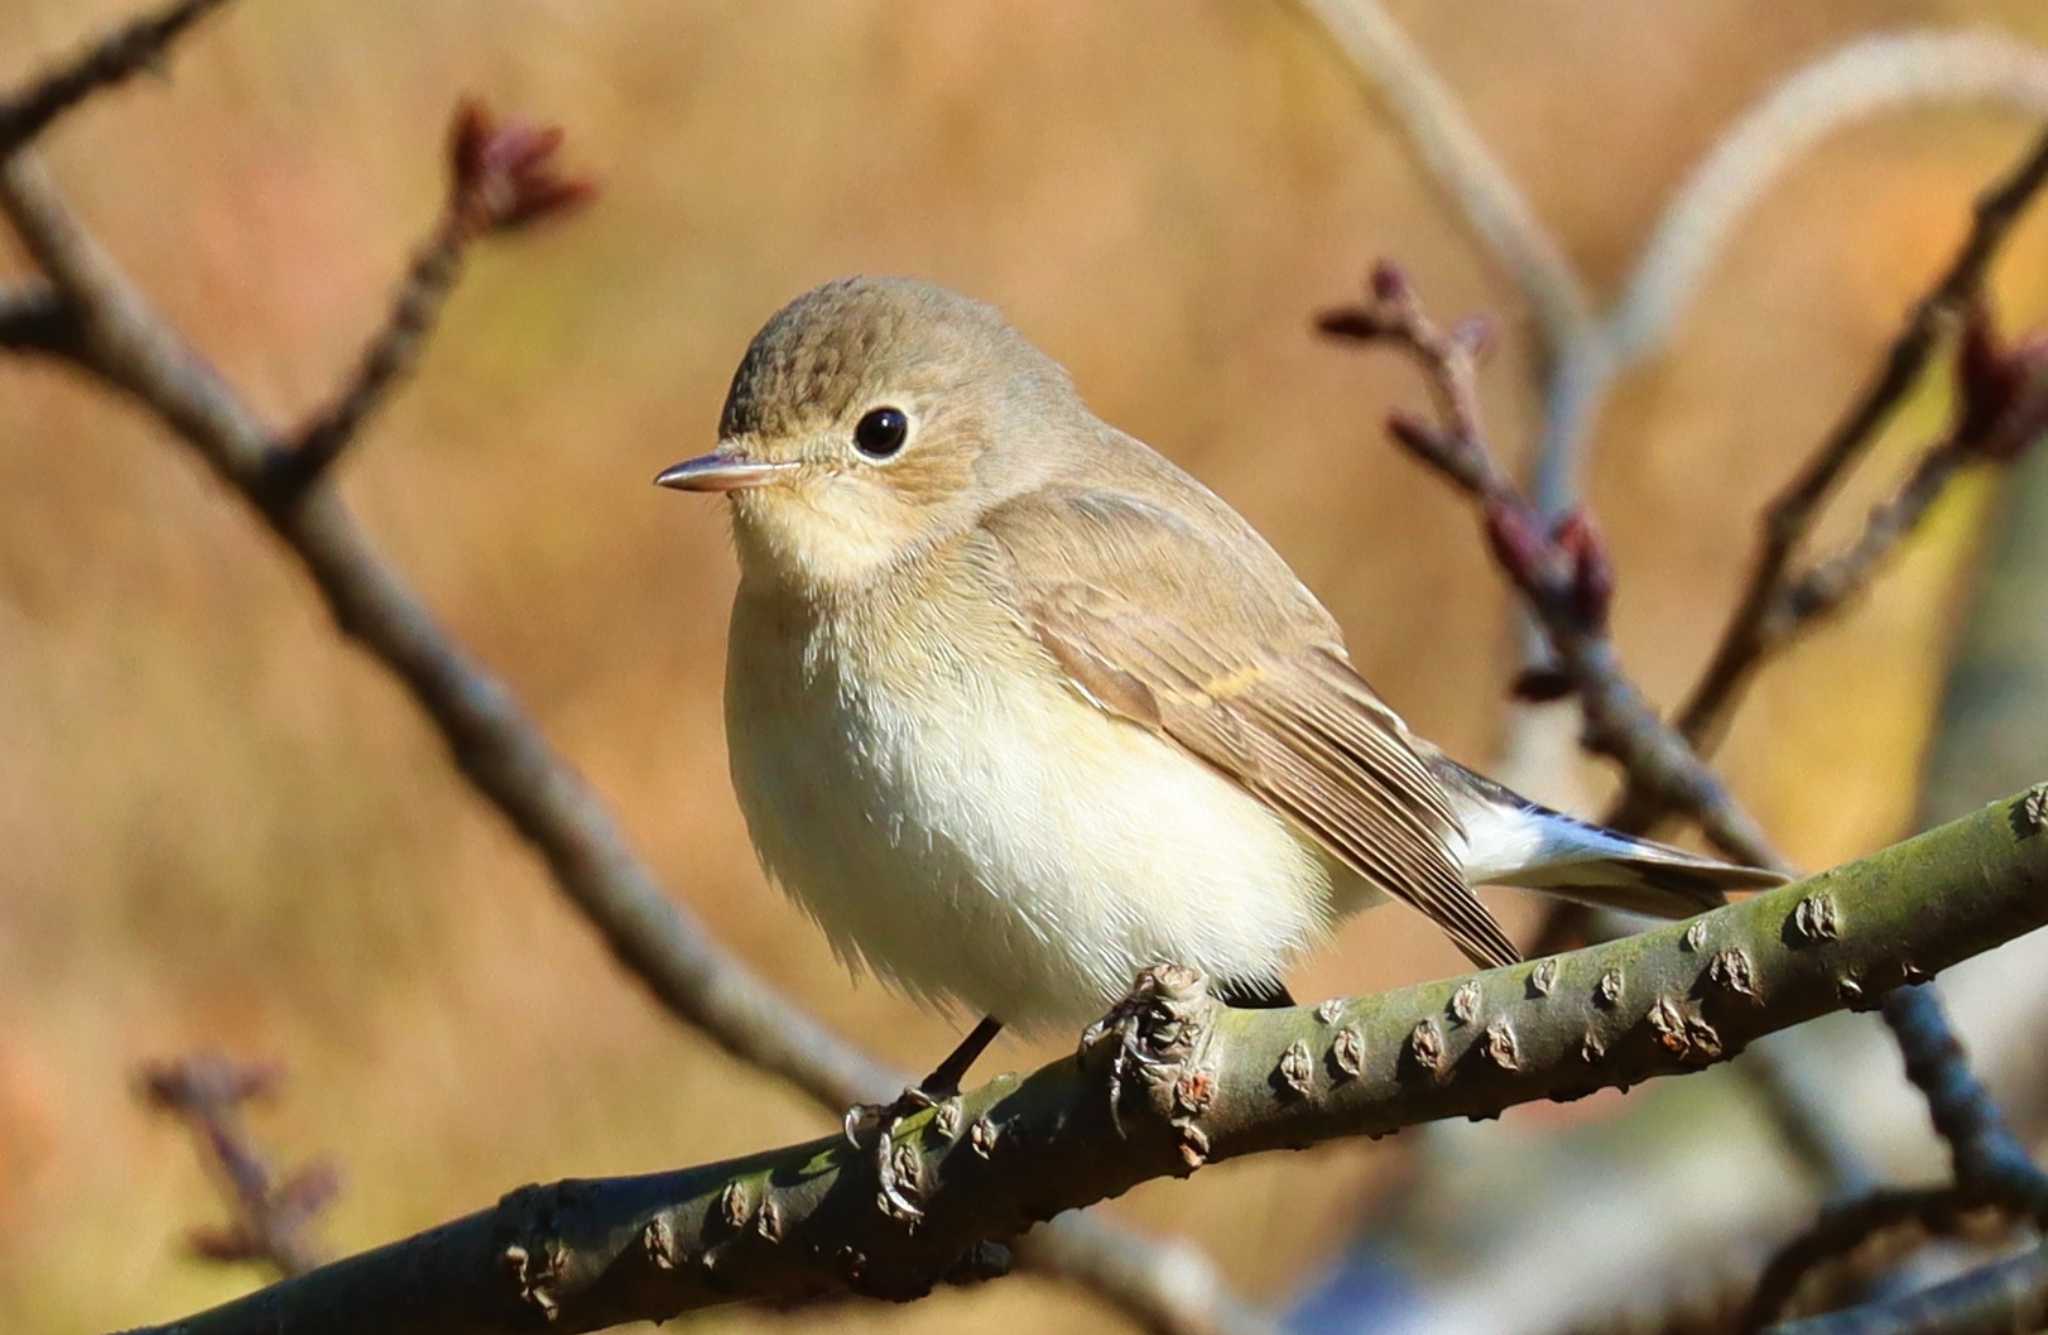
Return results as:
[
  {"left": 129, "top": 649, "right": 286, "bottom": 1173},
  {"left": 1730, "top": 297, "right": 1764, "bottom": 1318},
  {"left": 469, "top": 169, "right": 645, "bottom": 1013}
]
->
[{"left": 1438, "top": 759, "right": 1785, "bottom": 917}]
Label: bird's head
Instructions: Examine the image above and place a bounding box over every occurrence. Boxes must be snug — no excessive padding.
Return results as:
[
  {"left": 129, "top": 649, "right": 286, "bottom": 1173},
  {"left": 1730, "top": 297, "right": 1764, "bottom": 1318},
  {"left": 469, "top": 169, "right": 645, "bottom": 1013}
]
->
[{"left": 657, "top": 275, "right": 1083, "bottom": 594}]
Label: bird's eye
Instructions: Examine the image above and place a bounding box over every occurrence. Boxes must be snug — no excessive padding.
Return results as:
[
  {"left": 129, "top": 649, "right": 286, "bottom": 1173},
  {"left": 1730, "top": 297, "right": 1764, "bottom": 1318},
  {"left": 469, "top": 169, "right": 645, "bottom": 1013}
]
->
[{"left": 852, "top": 406, "right": 910, "bottom": 460}]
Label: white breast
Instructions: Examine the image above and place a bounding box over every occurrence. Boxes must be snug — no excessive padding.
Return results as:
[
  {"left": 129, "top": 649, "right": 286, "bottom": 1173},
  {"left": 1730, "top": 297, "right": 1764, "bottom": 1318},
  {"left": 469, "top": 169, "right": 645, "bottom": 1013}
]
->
[{"left": 725, "top": 594, "right": 1345, "bottom": 1031}]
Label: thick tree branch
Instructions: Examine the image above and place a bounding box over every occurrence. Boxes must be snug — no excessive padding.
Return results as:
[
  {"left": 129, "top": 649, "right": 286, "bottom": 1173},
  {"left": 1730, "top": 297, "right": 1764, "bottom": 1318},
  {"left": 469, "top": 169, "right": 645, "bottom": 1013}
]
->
[{"left": 120, "top": 787, "right": 2048, "bottom": 1334}]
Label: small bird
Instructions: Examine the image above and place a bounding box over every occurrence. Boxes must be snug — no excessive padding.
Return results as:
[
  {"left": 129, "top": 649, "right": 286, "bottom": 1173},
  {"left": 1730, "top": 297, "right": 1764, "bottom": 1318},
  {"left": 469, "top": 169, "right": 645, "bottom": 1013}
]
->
[{"left": 658, "top": 276, "right": 1778, "bottom": 1148}]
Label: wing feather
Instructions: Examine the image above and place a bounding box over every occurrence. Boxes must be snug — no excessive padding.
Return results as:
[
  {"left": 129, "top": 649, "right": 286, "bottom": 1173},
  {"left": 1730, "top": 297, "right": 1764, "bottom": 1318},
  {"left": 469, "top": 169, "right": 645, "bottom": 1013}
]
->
[{"left": 979, "top": 485, "right": 1519, "bottom": 971}]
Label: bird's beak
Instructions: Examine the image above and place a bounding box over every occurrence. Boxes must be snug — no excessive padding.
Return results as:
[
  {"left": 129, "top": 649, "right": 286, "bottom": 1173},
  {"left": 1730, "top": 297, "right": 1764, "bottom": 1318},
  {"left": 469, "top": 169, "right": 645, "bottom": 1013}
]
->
[{"left": 652, "top": 451, "right": 798, "bottom": 493}]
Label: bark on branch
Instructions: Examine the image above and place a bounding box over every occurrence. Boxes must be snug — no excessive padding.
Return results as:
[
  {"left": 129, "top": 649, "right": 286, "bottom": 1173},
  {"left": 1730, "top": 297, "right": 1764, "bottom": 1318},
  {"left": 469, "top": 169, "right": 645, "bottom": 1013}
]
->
[{"left": 123, "top": 786, "right": 2048, "bottom": 1334}]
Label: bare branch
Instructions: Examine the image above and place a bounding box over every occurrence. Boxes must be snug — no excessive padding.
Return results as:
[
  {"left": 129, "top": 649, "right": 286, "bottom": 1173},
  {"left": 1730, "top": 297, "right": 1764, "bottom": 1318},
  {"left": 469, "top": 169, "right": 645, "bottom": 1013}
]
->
[
  {"left": 1884, "top": 986, "right": 2048, "bottom": 1215},
  {"left": 0, "top": 135, "right": 899, "bottom": 1112},
  {"left": 1319, "top": 263, "right": 1785, "bottom": 868},
  {"left": 1293, "top": 0, "right": 1593, "bottom": 358},
  {"left": 1545, "top": 33, "right": 2048, "bottom": 532},
  {"left": 0, "top": 97, "right": 1259, "bottom": 1335},
  {"left": 1611, "top": 32, "right": 2048, "bottom": 370},
  {"left": 1767, "top": 444, "right": 1968, "bottom": 633},
  {"left": 0, "top": 282, "right": 76, "bottom": 355},
  {"left": 1327, "top": 264, "right": 2048, "bottom": 1332},
  {"left": 1744, "top": 984, "right": 2048, "bottom": 1327},
  {"left": 1742, "top": 1187, "right": 2015, "bottom": 1330},
  {"left": 275, "top": 100, "right": 594, "bottom": 495},
  {"left": 1766, "top": 1240, "right": 2048, "bottom": 1335},
  {"left": 1664, "top": 121, "right": 2048, "bottom": 757},
  {"left": 1306, "top": 37, "right": 2048, "bottom": 1330},
  {"left": 138, "top": 1053, "right": 337, "bottom": 1278},
  {"left": 120, "top": 788, "right": 2048, "bottom": 1333},
  {"left": 0, "top": 0, "right": 232, "bottom": 153},
  {"left": 1304, "top": 18, "right": 2048, "bottom": 561}
]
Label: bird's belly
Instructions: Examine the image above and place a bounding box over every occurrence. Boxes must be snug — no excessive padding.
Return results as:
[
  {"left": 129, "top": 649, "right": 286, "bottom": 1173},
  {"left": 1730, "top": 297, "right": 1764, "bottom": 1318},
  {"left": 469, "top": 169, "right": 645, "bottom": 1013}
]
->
[{"left": 727, "top": 642, "right": 1342, "bottom": 1031}]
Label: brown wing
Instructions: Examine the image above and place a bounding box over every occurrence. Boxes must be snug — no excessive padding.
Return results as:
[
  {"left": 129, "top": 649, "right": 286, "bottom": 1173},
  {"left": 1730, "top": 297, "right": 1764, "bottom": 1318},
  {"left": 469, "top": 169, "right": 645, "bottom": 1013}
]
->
[{"left": 977, "top": 483, "right": 1519, "bottom": 970}]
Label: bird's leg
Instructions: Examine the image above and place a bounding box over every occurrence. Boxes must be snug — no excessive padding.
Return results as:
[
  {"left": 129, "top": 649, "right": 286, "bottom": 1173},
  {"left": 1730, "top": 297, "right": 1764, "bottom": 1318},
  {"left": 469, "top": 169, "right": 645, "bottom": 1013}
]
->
[
  {"left": 919, "top": 1014, "right": 1006, "bottom": 1095},
  {"left": 845, "top": 1016, "right": 1003, "bottom": 1220}
]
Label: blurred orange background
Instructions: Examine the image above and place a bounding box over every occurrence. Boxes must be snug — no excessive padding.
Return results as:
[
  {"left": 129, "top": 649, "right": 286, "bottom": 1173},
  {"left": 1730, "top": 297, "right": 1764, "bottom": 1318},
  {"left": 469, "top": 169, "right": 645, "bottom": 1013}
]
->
[{"left": 6, "top": 2, "right": 2048, "bottom": 1331}]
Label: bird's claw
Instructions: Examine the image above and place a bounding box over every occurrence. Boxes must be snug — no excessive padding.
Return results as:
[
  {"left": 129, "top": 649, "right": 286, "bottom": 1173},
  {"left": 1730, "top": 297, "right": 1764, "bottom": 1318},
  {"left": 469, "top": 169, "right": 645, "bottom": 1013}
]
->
[
  {"left": 843, "top": 1085, "right": 936, "bottom": 1147},
  {"left": 843, "top": 1086, "right": 938, "bottom": 1222}
]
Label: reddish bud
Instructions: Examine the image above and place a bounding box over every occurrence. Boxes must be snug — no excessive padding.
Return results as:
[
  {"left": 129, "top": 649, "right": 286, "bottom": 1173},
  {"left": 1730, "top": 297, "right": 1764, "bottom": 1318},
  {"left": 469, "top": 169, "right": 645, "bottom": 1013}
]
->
[
  {"left": 1956, "top": 300, "right": 2016, "bottom": 442},
  {"left": 486, "top": 123, "right": 563, "bottom": 177},
  {"left": 1482, "top": 498, "right": 1554, "bottom": 597},
  {"left": 1953, "top": 299, "right": 2048, "bottom": 461},
  {"left": 448, "top": 99, "right": 492, "bottom": 185},
  {"left": 446, "top": 97, "right": 595, "bottom": 237},
  {"left": 1369, "top": 260, "right": 1410, "bottom": 304},
  {"left": 1978, "top": 335, "right": 2048, "bottom": 463},
  {"left": 1551, "top": 509, "right": 1614, "bottom": 630}
]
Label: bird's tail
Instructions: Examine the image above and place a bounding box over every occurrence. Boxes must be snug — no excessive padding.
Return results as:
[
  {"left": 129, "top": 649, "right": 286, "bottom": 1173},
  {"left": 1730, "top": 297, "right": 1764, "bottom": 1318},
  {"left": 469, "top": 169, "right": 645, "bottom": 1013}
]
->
[{"left": 1433, "top": 758, "right": 1787, "bottom": 918}]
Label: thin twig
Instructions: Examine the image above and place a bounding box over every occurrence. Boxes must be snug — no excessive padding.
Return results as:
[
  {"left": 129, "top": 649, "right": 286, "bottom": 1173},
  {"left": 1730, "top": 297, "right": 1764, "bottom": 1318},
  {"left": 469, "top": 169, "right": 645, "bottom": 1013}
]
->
[
  {"left": 1611, "top": 31, "right": 2048, "bottom": 370},
  {"left": 0, "top": 0, "right": 232, "bottom": 153},
  {"left": 138, "top": 1053, "right": 337, "bottom": 1278},
  {"left": 1769, "top": 445, "right": 1968, "bottom": 634},
  {"left": 1320, "top": 262, "right": 1786, "bottom": 868},
  {"left": 1664, "top": 121, "right": 2048, "bottom": 757},
  {"left": 1741, "top": 1184, "right": 2016, "bottom": 1330},
  {"left": 1883, "top": 985, "right": 2048, "bottom": 1216},
  {"left": 1738, "top": 988, "right": 2048, "bottom": 1323},
  {"left": 1603, "top": 315, "right": 2048, "bottom": 840},
  {"left": 1292, "top": 0, "right": 1593, "bottom": 360},
  {"left": 1304, "top": 13, "right": 2048, "bottom": 720},
  {"left": 274, "top": 100, "right": 592, "bottom": 496},
  {"left": 1327, "top": 265, "right": 2048, "bottom": 1332}
]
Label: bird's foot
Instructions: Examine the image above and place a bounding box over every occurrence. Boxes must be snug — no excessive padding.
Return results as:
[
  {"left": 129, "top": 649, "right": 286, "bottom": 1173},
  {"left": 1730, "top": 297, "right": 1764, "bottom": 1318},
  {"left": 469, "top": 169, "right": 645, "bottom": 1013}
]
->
[
  {"left": 844, "top": 1086, "right": 938, "bottom": 1222},
  {"left": 1081, "top": 996, "right": 1173, "bottom": 1139},
  {"left": 1080, "top": 965, "right": 1212, "bottom": 1137}
]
